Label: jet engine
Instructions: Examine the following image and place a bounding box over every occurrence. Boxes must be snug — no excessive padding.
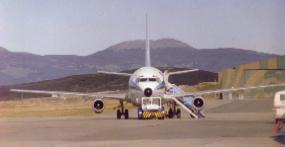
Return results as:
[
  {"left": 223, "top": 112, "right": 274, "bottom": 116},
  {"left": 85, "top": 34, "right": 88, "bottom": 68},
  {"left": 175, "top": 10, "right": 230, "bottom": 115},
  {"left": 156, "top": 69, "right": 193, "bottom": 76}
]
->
[
  {"left": 193, "top": 97, "right": 204, "bottom": 109},
  {"left": 92, "top": 99, "right": 104, "bottom": 113}
]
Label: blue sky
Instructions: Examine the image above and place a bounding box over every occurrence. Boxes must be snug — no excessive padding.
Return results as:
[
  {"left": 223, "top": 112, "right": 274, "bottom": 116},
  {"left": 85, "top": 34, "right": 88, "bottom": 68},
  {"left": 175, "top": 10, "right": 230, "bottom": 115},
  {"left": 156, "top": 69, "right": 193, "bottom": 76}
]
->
[{"left": 0, "top": 0, "right": 284, "bottom": 55}]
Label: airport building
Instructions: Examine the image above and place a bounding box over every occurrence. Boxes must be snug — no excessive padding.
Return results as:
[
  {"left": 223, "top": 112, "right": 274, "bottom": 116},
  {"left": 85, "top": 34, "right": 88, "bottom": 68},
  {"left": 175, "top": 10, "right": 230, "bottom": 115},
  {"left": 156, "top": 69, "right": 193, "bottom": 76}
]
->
[{"left": 218, "top": 55, "right": 285, "bottom": 98}]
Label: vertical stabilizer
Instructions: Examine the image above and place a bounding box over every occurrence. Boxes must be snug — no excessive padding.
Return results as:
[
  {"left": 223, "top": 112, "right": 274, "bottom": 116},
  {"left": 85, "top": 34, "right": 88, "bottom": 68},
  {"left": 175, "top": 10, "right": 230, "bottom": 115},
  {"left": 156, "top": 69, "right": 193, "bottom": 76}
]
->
[{"left": 145, "top": 15, "right": 151, "bottom": 67}]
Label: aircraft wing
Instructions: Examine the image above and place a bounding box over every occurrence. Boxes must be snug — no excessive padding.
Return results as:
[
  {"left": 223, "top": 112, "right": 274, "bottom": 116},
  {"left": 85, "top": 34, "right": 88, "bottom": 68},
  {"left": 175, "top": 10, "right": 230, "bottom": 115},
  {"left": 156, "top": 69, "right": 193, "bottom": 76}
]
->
[
  {"left": 168, "top": 69, "right": 199, "bottom": 76},
  {"left": 97, "top": 71, "right": 132, "bottom": 76},
  {"left": 173, "top": 83, "right": 285, "bottom": 97},
  {"left": 10, "top": 89, "right": 126, "bottom": 100}
]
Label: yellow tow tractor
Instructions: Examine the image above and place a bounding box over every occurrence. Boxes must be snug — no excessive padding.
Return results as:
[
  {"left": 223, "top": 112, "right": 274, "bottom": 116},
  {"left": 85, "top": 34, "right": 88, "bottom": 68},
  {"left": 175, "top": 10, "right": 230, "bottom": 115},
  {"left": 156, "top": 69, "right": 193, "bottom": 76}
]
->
[{"left": 137, "top": 97, "right": 165, "bottom": 119}]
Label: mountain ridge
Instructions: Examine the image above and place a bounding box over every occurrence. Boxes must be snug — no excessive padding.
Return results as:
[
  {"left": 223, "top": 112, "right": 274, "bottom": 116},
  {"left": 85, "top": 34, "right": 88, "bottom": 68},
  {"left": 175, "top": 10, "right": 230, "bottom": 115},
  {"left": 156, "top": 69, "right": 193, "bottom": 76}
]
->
[
  {"left": 106, "top": 38, "right": 193, "bottom": 51},
  {"left": 0, "top": 38, "right": 276, "bottom": 85}
]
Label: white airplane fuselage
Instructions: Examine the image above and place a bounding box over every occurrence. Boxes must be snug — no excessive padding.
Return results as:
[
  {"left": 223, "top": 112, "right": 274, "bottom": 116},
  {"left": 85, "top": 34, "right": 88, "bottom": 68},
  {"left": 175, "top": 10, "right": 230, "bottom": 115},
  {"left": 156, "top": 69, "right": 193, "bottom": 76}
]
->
[{"left": 126, "top": 66, "right": 165, "bottom": 105}]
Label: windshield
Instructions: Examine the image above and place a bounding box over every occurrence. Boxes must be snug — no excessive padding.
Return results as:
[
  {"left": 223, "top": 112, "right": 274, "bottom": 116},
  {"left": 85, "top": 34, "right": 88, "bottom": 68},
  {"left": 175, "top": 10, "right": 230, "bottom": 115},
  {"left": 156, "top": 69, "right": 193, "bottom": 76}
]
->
[
  {"left": 281, "top": 94, "right": 285, "bottom": 101},
  {"left": 143, "top": 99, "right": 151, "bottom": 105},
  {"left": 152, "top": 98, "right": 161, "bottom": 106},
  {"left": 139, "top": 78, "right": 147, "bottom": 82},
  {"left": 149, "top": 78, "right": 157, "bottom": 82},
  {"left": 138, "top": 78, "right": 158, "bottom": 82}
]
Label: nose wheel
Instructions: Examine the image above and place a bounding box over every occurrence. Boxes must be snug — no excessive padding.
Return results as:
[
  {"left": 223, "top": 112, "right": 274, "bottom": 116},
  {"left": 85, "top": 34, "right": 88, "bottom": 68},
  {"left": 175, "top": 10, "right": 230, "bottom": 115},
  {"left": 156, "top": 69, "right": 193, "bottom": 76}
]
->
[{"left": 117, "top": 100, "right": 129, "bottom": 119}]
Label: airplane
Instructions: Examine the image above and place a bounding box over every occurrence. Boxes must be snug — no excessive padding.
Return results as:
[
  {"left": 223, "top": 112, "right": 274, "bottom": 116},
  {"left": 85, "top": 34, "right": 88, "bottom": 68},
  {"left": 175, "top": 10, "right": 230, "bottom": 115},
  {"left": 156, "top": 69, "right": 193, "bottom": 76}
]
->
[{"left": 10, "top": 18, "right": 285, "bottom": 120}]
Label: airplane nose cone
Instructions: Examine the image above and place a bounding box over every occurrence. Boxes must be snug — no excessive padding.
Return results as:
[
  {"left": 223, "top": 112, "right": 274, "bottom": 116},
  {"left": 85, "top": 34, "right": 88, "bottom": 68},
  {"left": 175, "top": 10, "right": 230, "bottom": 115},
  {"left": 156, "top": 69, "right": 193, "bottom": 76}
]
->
[{"left": 144, "top": 88, "right": 152, "bottom": 97}]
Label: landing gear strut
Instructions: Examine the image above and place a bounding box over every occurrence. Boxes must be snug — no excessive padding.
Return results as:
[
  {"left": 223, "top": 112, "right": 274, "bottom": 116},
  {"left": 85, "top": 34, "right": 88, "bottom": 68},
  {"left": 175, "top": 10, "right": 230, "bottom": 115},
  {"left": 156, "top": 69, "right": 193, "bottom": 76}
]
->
[
  {"left": 137, "top": 107, "right": 143, "bottom": 120},
  {"left": 176, "top": 108, "right": 181, "bottom": 119},
  {"left": 117, "top": 100, "right": 129, "bottom": 119},
  {"left": 167, "top": 102, "right": 181, "bottom": 119}
]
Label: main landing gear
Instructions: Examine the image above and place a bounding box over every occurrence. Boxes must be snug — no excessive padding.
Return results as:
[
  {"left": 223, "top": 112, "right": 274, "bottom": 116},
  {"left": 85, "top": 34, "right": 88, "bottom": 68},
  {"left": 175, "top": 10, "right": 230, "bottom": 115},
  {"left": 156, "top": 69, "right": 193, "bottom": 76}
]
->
[
  {"left": 117, "top": 100, "right": 129, "bottom": 119},
  {"left": 166, "top": 102, "right": 181, "bottom": 119}
]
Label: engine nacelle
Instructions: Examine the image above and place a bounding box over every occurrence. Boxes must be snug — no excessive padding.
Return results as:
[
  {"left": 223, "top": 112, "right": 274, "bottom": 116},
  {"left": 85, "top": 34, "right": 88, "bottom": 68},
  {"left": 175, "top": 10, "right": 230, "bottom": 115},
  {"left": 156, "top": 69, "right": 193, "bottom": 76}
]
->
[
  {"left": 92, "top": 99, "right": 104, "bottom": 113},
  {"left": 193, "top": 97, "right": 205, "bottom": 110}
]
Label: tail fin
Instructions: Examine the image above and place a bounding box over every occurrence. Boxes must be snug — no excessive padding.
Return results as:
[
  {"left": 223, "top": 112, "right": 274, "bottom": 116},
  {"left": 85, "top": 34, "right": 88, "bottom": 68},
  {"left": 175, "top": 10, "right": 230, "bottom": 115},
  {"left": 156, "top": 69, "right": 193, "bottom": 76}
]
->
[{"left": 145, "top": 15, "right": 151, "bottom": 67}]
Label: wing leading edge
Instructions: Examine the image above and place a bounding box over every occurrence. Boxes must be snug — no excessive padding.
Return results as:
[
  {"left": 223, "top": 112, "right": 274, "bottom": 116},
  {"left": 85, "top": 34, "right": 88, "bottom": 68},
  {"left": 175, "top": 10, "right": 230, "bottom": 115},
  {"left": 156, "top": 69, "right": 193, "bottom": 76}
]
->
[
  {"left": 10, "top": 89, "right": 126, "bottom": 100},
  {"left": 175, "top": 83, "right": 285, "bottom": 97},
  {"left": 97, "top": 71, "right": 131, "bottom": 77}
]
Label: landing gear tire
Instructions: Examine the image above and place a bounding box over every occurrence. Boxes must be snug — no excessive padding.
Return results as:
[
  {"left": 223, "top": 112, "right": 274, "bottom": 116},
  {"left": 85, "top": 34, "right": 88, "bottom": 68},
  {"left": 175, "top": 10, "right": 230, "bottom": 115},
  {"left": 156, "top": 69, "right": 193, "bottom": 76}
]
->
[
  {"left": 124, "top": 109, "right": 129, "bottom": 119},
  {"left": 117, "top": 109, "right": 122, "bottom": 119},
  {"left": 176, "top": 108, "right": 181, "bottom": 119},
  {"left": 168, "top": 108, "right": 174, "bottom": 119},
  {"left": 117, "top": 100, "right": 128, "bottom": 120},
  {"left": 158, "top": 116, "right": 165, "bottom": 120}
]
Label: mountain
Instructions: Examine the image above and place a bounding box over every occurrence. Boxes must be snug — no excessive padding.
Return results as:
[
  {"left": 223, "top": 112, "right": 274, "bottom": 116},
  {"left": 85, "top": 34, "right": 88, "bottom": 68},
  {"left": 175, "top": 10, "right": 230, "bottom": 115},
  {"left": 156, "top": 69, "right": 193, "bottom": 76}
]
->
[
  {"left": 86, "top": 39, "right": 275, "bottom": 74},
  {"left": 0, "top": 48, "right": 89, "bottom": 85},
  {"left": 0, "top": 67, "right": 217, "bottom": 100},
  {"left": 0, "top": 47, "right": 9, "bottom": 52},
  {"left": 0, "top": 39, "right": 275, "bottom": 85}
]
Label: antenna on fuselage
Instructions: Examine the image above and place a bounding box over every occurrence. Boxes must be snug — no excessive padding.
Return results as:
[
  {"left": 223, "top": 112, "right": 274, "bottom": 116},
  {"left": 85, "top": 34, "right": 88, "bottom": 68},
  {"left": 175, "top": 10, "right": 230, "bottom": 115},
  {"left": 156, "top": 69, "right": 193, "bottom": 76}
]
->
[{"left": 145, "top": 14, "right": 151, "bottom": 67}]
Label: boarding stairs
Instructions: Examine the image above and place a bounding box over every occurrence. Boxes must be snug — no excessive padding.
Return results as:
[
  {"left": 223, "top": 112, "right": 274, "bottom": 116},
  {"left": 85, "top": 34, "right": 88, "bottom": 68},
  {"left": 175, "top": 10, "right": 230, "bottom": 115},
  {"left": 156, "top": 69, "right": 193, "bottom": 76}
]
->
[{"left": 171, "top": 97, "right": 205, "bottom": 119}]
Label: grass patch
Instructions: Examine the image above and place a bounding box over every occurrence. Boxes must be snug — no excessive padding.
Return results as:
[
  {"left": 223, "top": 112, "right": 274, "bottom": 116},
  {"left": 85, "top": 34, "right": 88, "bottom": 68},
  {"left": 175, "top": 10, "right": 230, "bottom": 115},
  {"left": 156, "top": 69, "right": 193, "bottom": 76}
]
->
[{"left": 0, "top": 97, "right": 125, "bottom": 118}]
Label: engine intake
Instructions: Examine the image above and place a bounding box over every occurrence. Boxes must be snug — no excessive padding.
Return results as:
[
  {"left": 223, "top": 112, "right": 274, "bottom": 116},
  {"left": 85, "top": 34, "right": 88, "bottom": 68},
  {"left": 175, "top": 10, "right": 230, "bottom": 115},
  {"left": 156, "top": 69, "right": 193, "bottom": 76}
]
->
[
  {"left": 92, "top": 99, "right": 104, "bottom": 113},
  {"left": 193, "top": 97, "right": 204, "bottom": 109}
]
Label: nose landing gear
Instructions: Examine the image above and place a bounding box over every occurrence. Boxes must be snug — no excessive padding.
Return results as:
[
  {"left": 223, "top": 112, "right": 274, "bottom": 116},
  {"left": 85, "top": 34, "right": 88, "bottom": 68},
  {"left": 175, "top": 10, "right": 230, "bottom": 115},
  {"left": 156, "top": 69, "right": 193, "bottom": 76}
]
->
[{"left": 116, "top": 100, "right": 129, "bottom": 119}]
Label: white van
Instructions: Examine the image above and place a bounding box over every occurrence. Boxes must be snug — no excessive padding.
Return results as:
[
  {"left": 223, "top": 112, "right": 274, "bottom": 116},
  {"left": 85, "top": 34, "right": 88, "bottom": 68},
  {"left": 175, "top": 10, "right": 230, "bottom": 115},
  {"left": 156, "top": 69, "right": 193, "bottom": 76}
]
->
[{"left": 274, "top": 91, "right": 285, "bottom": 121}]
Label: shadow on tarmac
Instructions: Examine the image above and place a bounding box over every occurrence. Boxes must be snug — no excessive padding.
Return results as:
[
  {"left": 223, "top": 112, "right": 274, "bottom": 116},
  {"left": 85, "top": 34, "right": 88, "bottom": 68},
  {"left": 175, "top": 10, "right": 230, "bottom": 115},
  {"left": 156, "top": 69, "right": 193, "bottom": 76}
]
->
[
  {"left": 90, "top": 116, "right": 172, "bottom": 121},
  {"left": 273, "top": 132, "right": 285, "bottom": 145}
]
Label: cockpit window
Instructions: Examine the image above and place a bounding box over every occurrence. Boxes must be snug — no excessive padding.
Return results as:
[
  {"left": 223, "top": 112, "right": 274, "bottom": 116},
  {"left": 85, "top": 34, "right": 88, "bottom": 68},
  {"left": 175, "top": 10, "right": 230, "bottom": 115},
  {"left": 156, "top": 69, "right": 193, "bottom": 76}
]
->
[
  {"left": 139, "top": 78, "right": 147, "bottom": 82},
  {"left": 137, "top": 78, "right": 160, "bottom": 83},
  {"left": 149, "top": 78, "right": 157, "bottom": 82}
]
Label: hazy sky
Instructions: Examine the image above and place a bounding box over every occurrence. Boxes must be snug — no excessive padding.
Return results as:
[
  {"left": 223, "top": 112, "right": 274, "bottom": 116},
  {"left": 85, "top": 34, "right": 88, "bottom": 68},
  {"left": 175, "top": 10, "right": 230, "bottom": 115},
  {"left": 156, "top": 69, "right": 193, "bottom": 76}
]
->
[{"left": 0, "top": 0, "right": 284, "bottom": 55}]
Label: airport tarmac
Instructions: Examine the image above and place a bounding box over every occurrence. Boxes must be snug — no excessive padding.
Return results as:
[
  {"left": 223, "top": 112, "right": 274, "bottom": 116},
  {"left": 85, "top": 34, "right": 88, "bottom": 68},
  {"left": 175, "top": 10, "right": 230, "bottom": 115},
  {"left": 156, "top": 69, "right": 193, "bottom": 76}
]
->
[{"left": 0, "top": 99, "right": 284, "bottom": 147}]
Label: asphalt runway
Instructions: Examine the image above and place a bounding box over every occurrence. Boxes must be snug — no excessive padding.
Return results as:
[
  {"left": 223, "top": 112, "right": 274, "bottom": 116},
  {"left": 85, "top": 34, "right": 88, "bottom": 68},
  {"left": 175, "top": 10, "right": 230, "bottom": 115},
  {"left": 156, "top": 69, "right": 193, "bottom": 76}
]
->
[{"left": 0, "top": 99, "right": 284, "bottom": 147}]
